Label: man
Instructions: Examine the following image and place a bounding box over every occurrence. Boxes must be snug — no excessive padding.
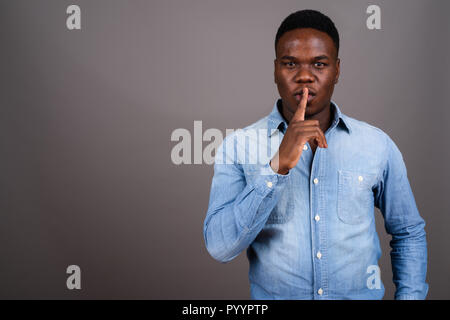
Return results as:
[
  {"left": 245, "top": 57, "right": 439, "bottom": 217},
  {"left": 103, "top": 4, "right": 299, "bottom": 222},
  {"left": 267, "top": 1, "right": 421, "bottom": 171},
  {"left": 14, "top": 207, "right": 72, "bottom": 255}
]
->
[{"left": 203, "top": 9, "right": 428, "bottom": 300}]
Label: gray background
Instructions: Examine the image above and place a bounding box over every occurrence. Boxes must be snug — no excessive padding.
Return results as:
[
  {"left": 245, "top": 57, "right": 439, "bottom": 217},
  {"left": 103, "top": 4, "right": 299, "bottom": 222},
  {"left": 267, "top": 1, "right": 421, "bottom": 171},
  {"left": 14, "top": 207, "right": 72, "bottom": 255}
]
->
[{"left": 1, "top": 0, "right": 449, "bottom": 299}]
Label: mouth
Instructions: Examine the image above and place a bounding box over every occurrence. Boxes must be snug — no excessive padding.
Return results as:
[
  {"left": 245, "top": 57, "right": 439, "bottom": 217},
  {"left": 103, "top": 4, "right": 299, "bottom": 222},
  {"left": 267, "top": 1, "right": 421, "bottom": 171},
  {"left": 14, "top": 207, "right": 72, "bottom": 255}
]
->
[{"left": 294, "top": 89, "right": 316, "bottom": 104}]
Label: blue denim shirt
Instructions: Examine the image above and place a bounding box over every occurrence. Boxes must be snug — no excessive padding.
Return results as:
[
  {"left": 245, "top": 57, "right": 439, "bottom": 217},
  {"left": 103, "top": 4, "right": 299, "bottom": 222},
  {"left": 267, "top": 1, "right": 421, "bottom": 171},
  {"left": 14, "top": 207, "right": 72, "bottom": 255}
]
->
[{"left": 203, "top": 99, "right": 428, "bottom": 300}]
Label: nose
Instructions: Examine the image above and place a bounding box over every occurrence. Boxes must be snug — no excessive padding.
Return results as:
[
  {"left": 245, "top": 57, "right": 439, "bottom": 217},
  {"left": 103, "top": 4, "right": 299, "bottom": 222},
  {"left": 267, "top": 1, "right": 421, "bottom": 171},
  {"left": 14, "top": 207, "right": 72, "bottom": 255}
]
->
[{"left": 293, "top": 67, "right": 314, "bottom": 83}]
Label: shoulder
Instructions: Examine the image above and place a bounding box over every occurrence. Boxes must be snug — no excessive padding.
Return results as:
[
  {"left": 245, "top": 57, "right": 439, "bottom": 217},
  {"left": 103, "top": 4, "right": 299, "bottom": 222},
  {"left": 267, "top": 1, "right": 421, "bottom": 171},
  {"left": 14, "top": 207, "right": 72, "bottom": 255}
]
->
[
  {"left": 337, "top": 114, "right": 408, "bottom": 181},
  {"left": 342, "top": 114, "right": 404, "bottom": 164},
  {"left": 215, "top": 114, "right": 271, "bottom": 163},
  {"left": 342, "top": 114, "right": 394, "bottom": 146}
]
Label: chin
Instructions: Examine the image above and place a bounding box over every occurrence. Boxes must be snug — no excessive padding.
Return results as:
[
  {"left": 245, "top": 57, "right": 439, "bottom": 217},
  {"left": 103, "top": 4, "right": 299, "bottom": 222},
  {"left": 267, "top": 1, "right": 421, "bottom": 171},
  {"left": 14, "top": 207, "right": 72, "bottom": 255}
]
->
[{"left": 305, "top": 105, "right": 319, "bottom": 116}]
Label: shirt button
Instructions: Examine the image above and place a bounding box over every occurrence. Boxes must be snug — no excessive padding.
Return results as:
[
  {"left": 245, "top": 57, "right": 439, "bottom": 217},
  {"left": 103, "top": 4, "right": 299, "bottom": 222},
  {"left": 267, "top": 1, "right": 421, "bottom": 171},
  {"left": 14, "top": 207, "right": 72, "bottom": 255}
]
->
[
  {"left": 266, "top": 181, "right": 273, "bottom": 188},
  {"left": 313, "top": 178, "right": 319, "bottom": 184},
  {"left": 316, "top": 251, "right": 322, "bottom": 259},
  {"left": 303, "top": 144, "right": 308, "bottom": 151},
  {"left": 358, "top": 175, "right": 363, "bottom": 182},
  {"left": 315, "top": 215, "right": 320, "bottom": 222},
  {"left": 318, "top": 288, "right": 323, "bottom": 295}
]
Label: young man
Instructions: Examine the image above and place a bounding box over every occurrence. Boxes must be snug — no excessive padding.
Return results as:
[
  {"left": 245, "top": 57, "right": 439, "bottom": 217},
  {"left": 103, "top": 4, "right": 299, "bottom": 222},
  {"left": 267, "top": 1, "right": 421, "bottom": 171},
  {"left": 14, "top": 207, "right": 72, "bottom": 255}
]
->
[{"left": 203, "top": 10, "right": 428, "bottom": 300}]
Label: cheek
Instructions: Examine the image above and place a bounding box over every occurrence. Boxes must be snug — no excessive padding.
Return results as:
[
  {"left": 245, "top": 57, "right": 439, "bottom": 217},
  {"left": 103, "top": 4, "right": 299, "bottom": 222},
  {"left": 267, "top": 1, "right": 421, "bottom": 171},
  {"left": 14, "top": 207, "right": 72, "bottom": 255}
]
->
[
  {"left": 278, "top": 73, "right": 295, "bottom": 90},
  {"left": 276, "top": 76, "right": 289, "bottom": 91},
  {"left": 320, "top": 74, "right": 336, "bottom": 93}
]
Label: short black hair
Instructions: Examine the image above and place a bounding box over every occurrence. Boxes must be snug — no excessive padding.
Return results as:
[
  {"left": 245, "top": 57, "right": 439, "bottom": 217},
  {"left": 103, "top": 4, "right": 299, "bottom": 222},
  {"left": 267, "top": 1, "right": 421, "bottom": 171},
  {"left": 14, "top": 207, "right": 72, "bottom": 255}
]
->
[{"left": 275, "top": 9, "right": 340, "bottom": 57}]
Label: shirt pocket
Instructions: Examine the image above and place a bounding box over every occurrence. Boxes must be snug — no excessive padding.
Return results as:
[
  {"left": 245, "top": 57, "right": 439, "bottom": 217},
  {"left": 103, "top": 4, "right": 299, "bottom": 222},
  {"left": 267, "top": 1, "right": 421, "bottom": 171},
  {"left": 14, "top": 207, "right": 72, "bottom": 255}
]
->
[{"left": 337, "top": 170, "right": 377, "bottom": 225}]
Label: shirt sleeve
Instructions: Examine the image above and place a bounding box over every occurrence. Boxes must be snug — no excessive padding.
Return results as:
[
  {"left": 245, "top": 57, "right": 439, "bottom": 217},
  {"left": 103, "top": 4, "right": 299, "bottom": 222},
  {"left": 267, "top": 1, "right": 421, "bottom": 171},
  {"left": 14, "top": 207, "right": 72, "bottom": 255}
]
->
[
  {"left": 203, "top": 133, "right": 290, "bottom": 263},
  {"left": 374, "top": 135, "right": 429, "bottom": 300}
]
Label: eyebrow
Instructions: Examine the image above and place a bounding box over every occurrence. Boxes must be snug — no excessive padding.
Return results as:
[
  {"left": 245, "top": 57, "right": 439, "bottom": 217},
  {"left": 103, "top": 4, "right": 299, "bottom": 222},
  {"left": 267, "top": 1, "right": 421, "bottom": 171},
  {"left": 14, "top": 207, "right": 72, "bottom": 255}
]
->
[{"left": 280, "top": 55, "right": 330, "bottom": 60}]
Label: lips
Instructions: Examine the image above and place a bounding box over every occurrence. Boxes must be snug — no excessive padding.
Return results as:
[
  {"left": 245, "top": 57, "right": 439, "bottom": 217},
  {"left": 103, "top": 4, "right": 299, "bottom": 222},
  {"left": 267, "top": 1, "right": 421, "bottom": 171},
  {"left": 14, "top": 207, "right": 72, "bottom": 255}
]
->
[
  {"left": 294, "top": 88, "right": 316, "bottom": 96},
  {"left": 294, "top": 89, "right": 316, "bottom": 104}
]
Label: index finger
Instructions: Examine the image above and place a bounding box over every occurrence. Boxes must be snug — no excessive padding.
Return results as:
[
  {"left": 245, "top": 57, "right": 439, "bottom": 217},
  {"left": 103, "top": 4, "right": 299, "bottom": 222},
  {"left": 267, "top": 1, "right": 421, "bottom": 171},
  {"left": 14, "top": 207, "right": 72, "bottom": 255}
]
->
[{"left": 292, "top": 88, "right": 308, "bottom": 122}]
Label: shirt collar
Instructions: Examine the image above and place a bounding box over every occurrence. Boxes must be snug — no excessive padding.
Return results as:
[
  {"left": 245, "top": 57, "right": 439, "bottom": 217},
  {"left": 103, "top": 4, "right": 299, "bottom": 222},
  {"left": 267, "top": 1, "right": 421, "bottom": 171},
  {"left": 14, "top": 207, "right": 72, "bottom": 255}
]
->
[{"left": 267, "top": 99, "right": 352, "bottom": 136}]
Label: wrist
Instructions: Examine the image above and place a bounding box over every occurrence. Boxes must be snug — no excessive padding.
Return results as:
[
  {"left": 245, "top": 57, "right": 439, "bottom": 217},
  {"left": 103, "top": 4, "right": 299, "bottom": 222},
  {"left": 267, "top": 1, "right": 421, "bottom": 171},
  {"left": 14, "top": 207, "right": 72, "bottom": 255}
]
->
[{"left": 270, "top": 158, "right": 289, "bottom": 175}]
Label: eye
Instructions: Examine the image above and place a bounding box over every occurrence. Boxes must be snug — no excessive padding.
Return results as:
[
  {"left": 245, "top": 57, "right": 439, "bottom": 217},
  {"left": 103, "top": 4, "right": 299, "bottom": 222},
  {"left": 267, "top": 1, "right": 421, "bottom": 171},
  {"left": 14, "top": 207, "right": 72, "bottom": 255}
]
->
[
  {"left": 283, "top": 61, "right": 296, "bottom": 68},
  {"left": 314, "top": 62, "right": 326, "bottom": 68}
]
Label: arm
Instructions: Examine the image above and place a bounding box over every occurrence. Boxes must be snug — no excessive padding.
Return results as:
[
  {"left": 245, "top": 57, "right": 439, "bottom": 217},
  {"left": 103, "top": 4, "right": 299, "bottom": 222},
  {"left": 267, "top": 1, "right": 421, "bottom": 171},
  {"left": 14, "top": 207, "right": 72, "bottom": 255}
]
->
[
  {"left": 203, "top": 136, "right": 290, "bottom": 263},
  {"left": 375, "top": 136, "right": 429, "bottom": 299}
]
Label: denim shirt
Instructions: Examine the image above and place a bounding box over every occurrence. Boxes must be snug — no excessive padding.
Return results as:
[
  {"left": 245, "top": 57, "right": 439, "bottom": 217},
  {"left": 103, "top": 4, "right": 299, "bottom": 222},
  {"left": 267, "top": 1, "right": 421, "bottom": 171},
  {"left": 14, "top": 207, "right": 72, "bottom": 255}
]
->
[{"left": 203, "top": 99, "right": 428, "bottom": 300}]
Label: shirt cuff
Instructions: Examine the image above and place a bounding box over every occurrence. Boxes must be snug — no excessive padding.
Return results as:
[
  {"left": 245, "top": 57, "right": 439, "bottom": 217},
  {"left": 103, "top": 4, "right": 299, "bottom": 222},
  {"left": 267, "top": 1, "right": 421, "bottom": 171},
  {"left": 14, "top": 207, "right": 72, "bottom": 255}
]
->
[{"left": 250, "top": 163, "right": 291, "bottom": 196}]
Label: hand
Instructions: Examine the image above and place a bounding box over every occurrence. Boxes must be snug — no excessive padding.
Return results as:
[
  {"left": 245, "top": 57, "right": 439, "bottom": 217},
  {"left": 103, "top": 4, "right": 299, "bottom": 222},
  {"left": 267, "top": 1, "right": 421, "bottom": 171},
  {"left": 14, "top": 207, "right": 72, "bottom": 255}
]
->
[{"left": 270, "top": 88, "right": 328, "bottom": 174}]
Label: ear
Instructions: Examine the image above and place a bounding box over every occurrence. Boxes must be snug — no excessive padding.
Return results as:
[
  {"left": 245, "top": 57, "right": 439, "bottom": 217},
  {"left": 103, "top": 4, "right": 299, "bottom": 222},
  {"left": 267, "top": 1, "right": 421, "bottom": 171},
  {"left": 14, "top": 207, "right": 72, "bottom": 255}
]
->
[{"left": 334, "top": 58, "right": 340, "bottom": 84}]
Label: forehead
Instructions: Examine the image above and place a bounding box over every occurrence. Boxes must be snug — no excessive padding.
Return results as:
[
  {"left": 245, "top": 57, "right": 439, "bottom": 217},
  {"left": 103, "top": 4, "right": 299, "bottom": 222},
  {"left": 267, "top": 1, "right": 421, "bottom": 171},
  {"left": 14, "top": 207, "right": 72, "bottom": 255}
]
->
[{"left": 276, "top": 28, "right": 336, "bottom": 58}]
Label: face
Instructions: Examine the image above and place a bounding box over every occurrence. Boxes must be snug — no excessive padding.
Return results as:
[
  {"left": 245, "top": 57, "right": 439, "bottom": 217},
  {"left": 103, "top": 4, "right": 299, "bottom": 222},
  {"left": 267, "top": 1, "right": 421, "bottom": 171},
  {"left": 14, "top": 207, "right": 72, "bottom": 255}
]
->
[{"left": 274, "top": 28, "right": 340, "bottom": 119}]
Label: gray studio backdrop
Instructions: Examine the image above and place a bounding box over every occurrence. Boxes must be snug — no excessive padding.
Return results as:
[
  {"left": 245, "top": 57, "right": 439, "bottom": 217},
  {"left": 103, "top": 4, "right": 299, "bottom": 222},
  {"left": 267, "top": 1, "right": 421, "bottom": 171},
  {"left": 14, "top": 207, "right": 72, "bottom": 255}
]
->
[{"left": 1, "top": 0, "right": 449, "bottom": 299}]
